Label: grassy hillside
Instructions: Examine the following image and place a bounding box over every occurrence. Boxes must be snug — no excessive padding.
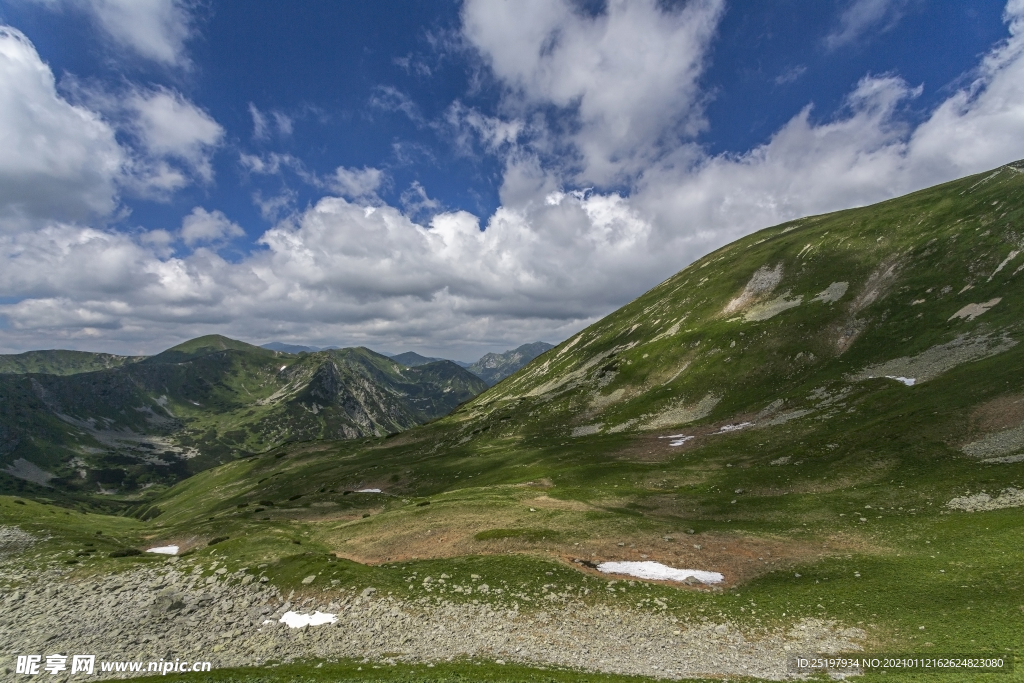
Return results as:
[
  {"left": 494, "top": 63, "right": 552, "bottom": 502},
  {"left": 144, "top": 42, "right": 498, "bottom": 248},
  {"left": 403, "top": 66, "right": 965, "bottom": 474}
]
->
[
  {"left": 0, "top": 349, "right": 143, "bottom": 375},
  {"left": 3, "top": 162, "right": 1024, "bottom": 681}
]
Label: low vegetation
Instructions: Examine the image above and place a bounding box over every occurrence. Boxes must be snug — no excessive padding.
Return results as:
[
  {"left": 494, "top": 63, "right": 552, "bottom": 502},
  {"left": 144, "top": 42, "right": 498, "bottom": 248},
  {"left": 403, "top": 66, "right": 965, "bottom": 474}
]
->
[{"left": 3, "top": 162, "right": 1024, "bottom": 681}]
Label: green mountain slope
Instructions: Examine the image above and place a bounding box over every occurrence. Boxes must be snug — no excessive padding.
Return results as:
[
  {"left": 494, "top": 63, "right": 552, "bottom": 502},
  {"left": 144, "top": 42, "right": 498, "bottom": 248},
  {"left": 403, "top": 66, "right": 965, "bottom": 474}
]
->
[
  {"left": 6, "top": 162, "right": 1024, "bottom": 679},
  {"left": 0, "top": 340, "right": 486, "bottom": 497},
  {"left": 389, "top": 351, "right": 452, "bottom": 367},
  {"left": 0, "top": 349, "right": 143, "bottom": 375},
  {"left": 146, "top": 161, "right": 1023, "bottom": 600},
  {"left": 467, "top": 341, "right": 555, "bottom": 385}
]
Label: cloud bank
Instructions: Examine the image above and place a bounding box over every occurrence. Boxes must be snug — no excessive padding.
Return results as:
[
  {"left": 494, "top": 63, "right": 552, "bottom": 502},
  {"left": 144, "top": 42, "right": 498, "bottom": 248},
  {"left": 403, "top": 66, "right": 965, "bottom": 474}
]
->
[{"left": 3, "top": 2, "right": 1024, "bottom": 357}]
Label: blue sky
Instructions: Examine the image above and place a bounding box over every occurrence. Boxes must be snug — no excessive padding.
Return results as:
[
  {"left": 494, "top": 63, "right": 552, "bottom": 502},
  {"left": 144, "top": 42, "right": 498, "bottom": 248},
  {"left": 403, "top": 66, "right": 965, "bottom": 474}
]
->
[{"left": 0, "top": 0, "right": 1022, "bottom": 359}]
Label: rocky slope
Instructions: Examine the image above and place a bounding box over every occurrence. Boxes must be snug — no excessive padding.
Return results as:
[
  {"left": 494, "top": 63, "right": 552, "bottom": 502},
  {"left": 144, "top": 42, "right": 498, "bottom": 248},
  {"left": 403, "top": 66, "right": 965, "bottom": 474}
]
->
[{"left": 0, "top": 558, "right": 863, "bottom": 681}]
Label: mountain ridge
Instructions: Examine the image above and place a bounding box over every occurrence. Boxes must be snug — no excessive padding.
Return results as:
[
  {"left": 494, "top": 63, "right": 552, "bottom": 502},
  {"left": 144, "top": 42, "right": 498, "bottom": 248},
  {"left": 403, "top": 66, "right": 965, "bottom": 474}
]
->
[{"left": 0, "top": 340, "right": 487, "bottom": 497}]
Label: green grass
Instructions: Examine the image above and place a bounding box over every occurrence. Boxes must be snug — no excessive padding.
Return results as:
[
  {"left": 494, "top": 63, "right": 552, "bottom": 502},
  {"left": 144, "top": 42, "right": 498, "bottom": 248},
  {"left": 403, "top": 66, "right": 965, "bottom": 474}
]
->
[
  {"left": 5, "top": 162, "right": 1024, "bottom": 681},
  {"left": 128, "top": 659, "right": 696, "bottom": 683}
]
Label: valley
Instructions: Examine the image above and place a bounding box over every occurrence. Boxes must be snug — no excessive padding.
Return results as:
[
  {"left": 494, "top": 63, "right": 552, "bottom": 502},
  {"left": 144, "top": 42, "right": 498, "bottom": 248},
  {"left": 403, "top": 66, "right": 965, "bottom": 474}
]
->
[{"left": 2, "top": 162, "right": 1024, "bottom": 681}]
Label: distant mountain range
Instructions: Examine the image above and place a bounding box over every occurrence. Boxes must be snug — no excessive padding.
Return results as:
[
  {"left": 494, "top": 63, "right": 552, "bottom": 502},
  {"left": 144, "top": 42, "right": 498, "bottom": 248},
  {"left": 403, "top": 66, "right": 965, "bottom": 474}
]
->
[
  {"left": 0, "top": 350, "right": 145, "bottom": 375},
  {"left": 465, "top": 342, "right": 554, "bottom": 385},
  {"left": 262, "top": 342, "right": 555, "bottom": 386},
  {"left": 0, "top": 335, "right": 486, "bottom": 497}
]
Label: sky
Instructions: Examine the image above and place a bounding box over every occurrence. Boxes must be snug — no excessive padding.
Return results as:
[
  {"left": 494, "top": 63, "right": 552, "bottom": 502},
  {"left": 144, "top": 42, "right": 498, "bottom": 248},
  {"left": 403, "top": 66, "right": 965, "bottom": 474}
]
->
[{"left": 0, "top": 0, "right": 1022, "bottom": 360}]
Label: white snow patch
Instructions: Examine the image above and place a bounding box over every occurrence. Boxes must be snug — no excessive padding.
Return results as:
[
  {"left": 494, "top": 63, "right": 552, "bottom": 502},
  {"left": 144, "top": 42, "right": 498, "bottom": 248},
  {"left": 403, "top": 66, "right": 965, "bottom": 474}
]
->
[
  {"left": 356, "top": 488, "right": 382, "bottom": 493},
  {"left": 885, "top": 376, "right": 916, "bottom": 386},
  {"left": 279, "top": 611, "right": 338, "bottom": 628},
  {"left": 717, "top": 422, "right": 754, "bottom": 433},
  {"left": 597, "top": 561, "right": 723, "bottom": 584},
  {"left": 146, "top": 545, "right": 179, "bottom": 555},
  {"left": 279, "top": 366, "right": 286, "bottom": 371}
]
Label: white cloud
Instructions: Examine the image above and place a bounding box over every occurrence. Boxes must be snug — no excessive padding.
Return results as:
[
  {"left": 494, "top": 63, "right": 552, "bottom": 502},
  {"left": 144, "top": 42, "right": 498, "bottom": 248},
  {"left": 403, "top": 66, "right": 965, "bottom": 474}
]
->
[
  {"left": 400, "top": 181, "right": 442, "bottom": 221},
  {"left": 249, "top": 102, "right": 269, "bottom": 140},
  {"left": 825, "top": 0, "right": 911, "bottom": 51},
  {"left": 127, "top": 87, "right": 224, "bottom": 184},
  {"left": 273, "top": 111, "right": 293, "bottom": 136},
  {"left": 330, "top": 167, "right": 384, "bottom": 199},
  {"left": 0, "top": 26, "right": 124, "bottom": 223},
  {"left": 370, "top": 85, "right": 425, "bottom": 124},
  {"left": 775, "top": 65, "right": 807, "bottom": 85},
  {"left": 461, "top": 0, "right": 724, "bottom": 186},
  {"left": 180, "top": 207, "right": 244, "bottom": 246},
  {"left": 33, "top": 0, "right": 195, "bottom": 67},
  {"left": 248, "top": 103, "right": 293, "bottom": 140},
  {"left": 5, "top": 2, "right": 1024, "bottom": 358}
]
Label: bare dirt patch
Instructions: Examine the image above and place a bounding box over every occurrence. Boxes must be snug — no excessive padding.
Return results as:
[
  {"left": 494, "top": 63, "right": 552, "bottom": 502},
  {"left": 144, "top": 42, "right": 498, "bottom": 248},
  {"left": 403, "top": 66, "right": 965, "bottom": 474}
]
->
[
  {"left": 969, "top": 394, "right": 1024, "bottom": 433},
  {"left": 325, "top": 505, "right": 828, "bottom": 589}
]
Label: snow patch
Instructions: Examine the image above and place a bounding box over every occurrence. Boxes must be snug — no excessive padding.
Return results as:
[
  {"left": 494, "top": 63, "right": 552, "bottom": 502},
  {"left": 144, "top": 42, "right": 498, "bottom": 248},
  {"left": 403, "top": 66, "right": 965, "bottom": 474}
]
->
[
  {"left": 146, "top": 545, "right": 179, "bottom": 555},
  {"left": 656, "top": 434, "right": 694, "bottom": 446},
  {"left": 597, "top": 561, "right": 723, "bottom": 584},
  {"left": 279, "top": 611, "right": 338, "bottom": 628},
  {"left": 356, "top": 488, "right": 382, "bottom": 493},
  {"left": 885, "top": 376, "right": 916, "bottom": 386},
  {"left": 717, "top": 422, "right": 754, "bottom": 433}
]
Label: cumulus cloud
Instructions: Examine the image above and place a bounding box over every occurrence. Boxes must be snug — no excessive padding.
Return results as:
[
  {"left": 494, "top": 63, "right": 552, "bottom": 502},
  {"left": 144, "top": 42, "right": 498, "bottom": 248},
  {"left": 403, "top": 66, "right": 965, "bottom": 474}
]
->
[
  {"left": 180, "top": 207, "right": 245, "bottom": 246},
  {"left": 461, "top": 0, "right": 724, "bottom": 186},
  {"left": 0, "top": 26, "right": 124, "bottom": 223},
  {"left": 5, "top": 2, "right": 1024, "bottom": 357},
  {"left": 330, "top": 167, "right": 384, "bottom": 199},
  {"left": 31, "top": 0, "right": 195, "bottom": 67},
  {"left": 0, "top": 26, "right": 222, "bottom": 221},
  {"left": 127, "top": 87, "right": 223, "bottom": 184}
]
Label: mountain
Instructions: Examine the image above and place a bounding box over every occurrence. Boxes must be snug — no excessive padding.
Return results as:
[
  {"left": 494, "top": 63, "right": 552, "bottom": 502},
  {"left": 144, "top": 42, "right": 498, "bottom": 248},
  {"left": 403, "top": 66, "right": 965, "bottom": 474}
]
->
[
  {"left": 466, "top": 341, "right": 554, "bottom": 385},
  {"left": 5, "top": 162, "right": 1024, "bottom": 678},
  {"left": 389, "top": 351, "right": 452, "bottom": 367},
  {"left": 0, "top": 349, "right": 144, "bottom": 375},
  {"left": 261, "top": 342, "right": 321, "bottom": 353},
  {"left": 391, "top": 344, "right": 553, "bottom": 380},
  {"left": 0, "top": 337, "right": 486, "bottom": 497}
]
